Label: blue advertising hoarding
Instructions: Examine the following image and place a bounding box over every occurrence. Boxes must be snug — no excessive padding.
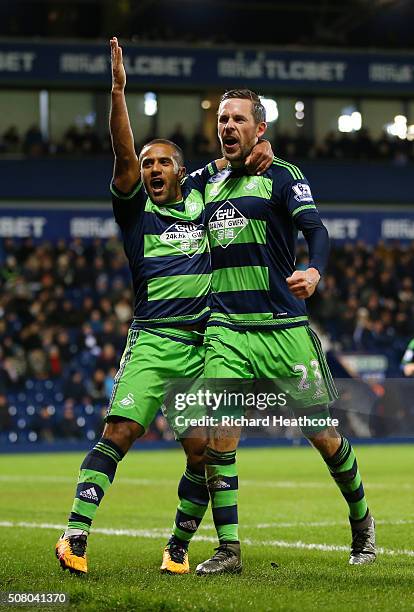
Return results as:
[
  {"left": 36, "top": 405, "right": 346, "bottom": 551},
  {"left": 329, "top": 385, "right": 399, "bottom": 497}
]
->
[
  {"left": 1, "top": 206, "right": 414, "bottom": 244},
  {"left": 1, "top": 39, "right": 414, "bottom": 93}
]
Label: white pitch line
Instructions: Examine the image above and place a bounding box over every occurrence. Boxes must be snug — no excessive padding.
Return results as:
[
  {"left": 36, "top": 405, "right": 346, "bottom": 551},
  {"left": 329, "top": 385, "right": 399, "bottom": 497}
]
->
[
  {"left": 253, "top": 519, "right": 414, "bottom": 529},
  {"left": 0, "top": 520, "right": 413, "bottom": 558},
  {"left": 0, "top": 474, "right": 412, "bottom": 490}
]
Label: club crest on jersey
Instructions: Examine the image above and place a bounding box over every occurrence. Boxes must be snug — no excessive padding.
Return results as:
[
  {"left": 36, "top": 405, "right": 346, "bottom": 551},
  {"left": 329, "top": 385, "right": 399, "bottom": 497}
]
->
[
  {"left": 244, "top": 178, "right": 259, "bottom": 191},
  {"left": 292, "top": 183, "right": 313, "bottom": 202},
  {"left": 160, "top": 222, "right": 205, "bottom": 258},
  {"left": 208, "top": 201, "right": 248, "bottom": 248}
]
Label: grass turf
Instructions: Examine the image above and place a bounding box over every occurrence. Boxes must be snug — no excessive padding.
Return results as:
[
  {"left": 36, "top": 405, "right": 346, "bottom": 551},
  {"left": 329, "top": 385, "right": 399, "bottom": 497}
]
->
[{"left": 0, "top": 445, "right": 413, "bottom": 611}]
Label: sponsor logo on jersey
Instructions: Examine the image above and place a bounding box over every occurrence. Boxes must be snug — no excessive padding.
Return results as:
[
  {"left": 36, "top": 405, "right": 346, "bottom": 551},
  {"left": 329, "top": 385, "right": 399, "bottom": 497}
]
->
[
  {"left": 80, "top": 487, "right": 99, "bottom": 502},
  {"left": 208, "top": 201, "right": 248, "bottom": 248},
  {"left": 160, "top": 222, "right": 205, "bottom": 258},
  {"left": 119, "top": 393, "right": 134, "bottom": 407},
  {"left": 244, "top": 179, "right": 259, "bottom": 191},
  {"left": 292, "top": 183, "right": 314, "bottom": 203},
  {"left": 186, "top": 201, "right": 200, "bottom": 215}
]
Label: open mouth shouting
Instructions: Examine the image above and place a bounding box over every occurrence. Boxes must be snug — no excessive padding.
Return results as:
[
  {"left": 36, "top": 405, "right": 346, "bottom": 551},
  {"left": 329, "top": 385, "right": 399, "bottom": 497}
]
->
[
  {"left": 222, "top": 135, "right": 239, "bottom": 154},
  {"left": 150, "top": 177, "right": 165, "bottom": 197}
]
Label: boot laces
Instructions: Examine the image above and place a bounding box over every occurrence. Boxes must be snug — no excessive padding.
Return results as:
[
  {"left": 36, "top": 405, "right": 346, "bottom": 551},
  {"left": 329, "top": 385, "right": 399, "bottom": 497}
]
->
[
  {"left": 68, "top": 534, "right": 87, "bottom": 557},
  {"left": 168, "top": 542, "right": 187, "bottom": 564}
]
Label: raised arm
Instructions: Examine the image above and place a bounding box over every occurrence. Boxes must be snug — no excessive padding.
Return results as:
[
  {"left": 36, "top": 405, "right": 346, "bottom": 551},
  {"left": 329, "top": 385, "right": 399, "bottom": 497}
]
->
[{"left": 109, "top": 37, "right": 139, "bottom": 193}]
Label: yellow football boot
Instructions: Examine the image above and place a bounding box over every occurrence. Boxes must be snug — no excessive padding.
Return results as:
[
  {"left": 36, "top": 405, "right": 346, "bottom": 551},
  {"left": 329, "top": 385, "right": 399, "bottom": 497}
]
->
[
  {"left": 160, "top": 542, "right": 190, "bottom": 574},
  {"left": 55, "top": 533, "right": 88, "bottom": 575}
]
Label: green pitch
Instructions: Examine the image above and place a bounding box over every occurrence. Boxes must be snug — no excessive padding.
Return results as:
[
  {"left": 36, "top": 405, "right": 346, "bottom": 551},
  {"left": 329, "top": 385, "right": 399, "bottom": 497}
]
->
[{"left": 0, "top": 445, "right": 413, "bottom": 612}]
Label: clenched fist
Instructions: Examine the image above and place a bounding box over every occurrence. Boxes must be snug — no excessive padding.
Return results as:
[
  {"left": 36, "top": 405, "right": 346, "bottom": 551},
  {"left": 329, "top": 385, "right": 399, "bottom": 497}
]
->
[{"left": 286, "top": 268, "right": 320, "bottom": 299}]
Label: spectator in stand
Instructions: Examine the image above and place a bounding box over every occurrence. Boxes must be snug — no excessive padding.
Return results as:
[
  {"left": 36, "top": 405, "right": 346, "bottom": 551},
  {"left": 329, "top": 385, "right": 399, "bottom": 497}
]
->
[
  {"left": 62, "top": 125, "right": 83, "bottom": 154},
  {"left": 168, "top": 123, "right": 188, "bottom": 155},
  {"left": 32, "top": 405, "right": 56, "bottom": 442},
  {"left": 3, "top": 126, "right": 21, "bottom": 153},
  {"left": 23, "top": 125, "right": 44, "bottom": 156},
  {"left": 63, "top": 371, "right": 88, "bottom": 403},
  {"left": 55, "top": 399, "right": 83, "bottom": 440},
  {"left": 192, "top": 125, "right": 211, "bottom": 156},
  {"left": 86, "top": 369, "right": 107, "bottom": 403},
  {"left": 0, "top": 394, "right": 11, "bottom": 433},
  {"left": 80, "top": 125, "right": 102, "bottom": 155}
]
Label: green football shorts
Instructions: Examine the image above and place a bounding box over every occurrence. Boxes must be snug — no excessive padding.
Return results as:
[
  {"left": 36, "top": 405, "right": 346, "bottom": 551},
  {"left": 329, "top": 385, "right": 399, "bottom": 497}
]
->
[
  {"left": 203, "top": 324, "right": 338, "bottom": 418},
  {"left": 106, "top": 327, "right": 205, "bottom": 431}
]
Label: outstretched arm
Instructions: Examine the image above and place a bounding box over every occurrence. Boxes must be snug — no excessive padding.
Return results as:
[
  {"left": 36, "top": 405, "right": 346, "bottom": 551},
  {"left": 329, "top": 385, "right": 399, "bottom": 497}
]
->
[{"left": 109, "top": 37, "right": 139, "bottom": 193}]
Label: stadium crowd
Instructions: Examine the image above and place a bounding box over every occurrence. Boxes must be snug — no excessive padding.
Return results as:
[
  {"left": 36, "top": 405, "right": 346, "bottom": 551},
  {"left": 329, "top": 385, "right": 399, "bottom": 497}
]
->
[
  {"left": 1, "top": 237, "right": 413, "bottom": 444},
  {"left": 1, "top": 123, "right": 414, "bottom": 165}
]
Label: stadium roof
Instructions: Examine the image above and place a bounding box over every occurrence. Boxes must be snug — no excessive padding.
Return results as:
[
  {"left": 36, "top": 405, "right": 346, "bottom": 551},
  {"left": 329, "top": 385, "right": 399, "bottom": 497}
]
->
[{"left": 0, "top": 0, "right": 413, "bottom": 50}]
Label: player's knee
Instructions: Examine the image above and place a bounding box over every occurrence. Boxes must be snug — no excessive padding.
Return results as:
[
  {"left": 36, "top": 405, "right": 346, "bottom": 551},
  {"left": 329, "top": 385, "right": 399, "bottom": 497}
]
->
[
  {"left": 307, "top": 425, "right": 341, "bottom": 458},
  {"left": 186, "top": 452, "right": 206, "bottom": 472},
  {"left": 180, "top": 436, "right": 208, "bottom": 470},
  {"left": 103, "top": 418, "right": 144, "bottom": 453}
]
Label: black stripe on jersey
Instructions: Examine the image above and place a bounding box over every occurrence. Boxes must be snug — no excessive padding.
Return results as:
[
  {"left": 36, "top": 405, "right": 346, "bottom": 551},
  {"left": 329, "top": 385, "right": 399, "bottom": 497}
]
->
[
  {"left": 132, "top": 297, "right": 210, "bottom": 325},
  {"left": 144, "top": 252, "right": 211, "bottom": 277},
  {"left": 210, "top": 243, "right": 268, "bottom": 269}
]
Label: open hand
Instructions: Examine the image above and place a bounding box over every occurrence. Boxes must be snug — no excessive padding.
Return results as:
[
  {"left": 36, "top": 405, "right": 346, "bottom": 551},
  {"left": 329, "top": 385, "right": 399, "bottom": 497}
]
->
[
  {"left": 245, "top": 139, "right": 273, "bottom": 175},
  {"left": 110, "top": 37, "right": 126, "bottom": 92}
]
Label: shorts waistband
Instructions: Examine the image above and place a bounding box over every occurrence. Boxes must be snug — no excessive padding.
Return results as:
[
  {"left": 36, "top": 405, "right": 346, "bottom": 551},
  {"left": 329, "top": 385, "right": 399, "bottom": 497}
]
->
[{"left": 133, "top": 326, "right": 204, "bottom": 345}]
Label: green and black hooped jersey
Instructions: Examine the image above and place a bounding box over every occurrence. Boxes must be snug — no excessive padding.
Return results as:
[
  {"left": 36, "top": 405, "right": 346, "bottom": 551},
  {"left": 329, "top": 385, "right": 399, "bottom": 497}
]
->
[
  {"left": 110, "top": 169, "right": 211, "bottom": 328},
  {"left": 204, "top": 156, "right": 325, "bottom": 330}
]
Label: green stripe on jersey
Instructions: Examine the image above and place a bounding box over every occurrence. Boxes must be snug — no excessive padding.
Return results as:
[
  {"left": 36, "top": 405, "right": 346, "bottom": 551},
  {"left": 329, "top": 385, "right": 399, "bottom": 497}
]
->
[
  {"left": 209, "top": 218, "right": 266, "bottom": 248},
  {"left": 272, "top": 157, "right": 304, "bottom": 180},
  {"left": 148, "top": 274, "right": 210, "bottom": 301},
  {"left": 292, "top": 204, "right": 317, "bottom": 217},
  {"left": 144, "top": 189, "right": 204, "bottom": 221},
  {"left": 205, "top": 176, "right": 272, "bottom": 203},
  {"left": 212, "top": 266, "right": 269, "bottom": 293},
  {"left": 208, "top": 313, "right": 309, "bottom": 327}
]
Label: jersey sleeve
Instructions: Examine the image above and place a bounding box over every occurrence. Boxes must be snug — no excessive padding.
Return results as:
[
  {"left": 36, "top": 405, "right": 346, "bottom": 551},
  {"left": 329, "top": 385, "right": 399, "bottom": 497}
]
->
[
  {"left": 273, "top": 165, "right": 330, "bottom": 274},
  {"left": 110, "top": 179, "right": 146, "bottom": 228},
  {"left": 183, "top": 161, "right": 218, "bottom": 194},
  {"left": 276, "top": 170, "right": 318, "bottom": 220}
]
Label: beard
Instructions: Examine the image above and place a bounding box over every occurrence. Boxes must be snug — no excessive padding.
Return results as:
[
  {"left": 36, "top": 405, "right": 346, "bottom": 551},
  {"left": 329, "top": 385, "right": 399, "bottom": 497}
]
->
[{"left": 220, "top": 139, "right": 255, "bottom": 166}]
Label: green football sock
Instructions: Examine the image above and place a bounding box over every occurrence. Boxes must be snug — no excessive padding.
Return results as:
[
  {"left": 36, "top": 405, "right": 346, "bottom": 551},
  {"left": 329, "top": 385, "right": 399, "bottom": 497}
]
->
[
  {"left": 324, "top": 436, "right": 369, "bottom": 522},
  {"left": 67, "top": 438, "right": 124, "bottom": 533},
  {"left": 205, "top": 447, "right": 238, "bottom": 543},
  {"left": 170, "top": 466, "right": 210, "bottom": 546}
]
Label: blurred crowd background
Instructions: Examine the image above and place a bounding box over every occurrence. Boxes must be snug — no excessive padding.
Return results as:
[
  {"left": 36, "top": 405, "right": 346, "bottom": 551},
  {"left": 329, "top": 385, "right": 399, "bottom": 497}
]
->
[
  {"left": 2, "top": 123, "right": 414, "bottom": 166},
  {"left": 1, "top": 236, "right": 413, "bottom": 444}
]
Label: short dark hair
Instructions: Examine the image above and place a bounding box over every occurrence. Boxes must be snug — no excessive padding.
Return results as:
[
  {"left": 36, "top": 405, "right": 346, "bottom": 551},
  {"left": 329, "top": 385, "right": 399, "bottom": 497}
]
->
[
  {"left": 219, "top": 89, "right": 266, "bottom": 124},
  {"left": 139, "top": 139, "right": 184, "bottom": 166}
]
